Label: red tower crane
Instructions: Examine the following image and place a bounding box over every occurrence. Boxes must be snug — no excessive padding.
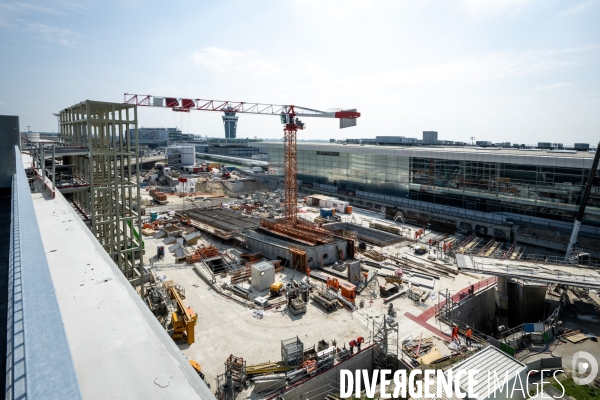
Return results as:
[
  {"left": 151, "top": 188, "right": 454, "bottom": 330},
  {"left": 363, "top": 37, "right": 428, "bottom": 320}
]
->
[{"left": 124, "top": 93, "right": 360, "bottom": 224}]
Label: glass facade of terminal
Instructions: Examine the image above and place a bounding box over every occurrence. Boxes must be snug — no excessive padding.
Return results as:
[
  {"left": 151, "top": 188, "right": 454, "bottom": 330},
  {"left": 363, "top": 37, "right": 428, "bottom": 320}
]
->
[
  {"left": 266, "top": 148, "right": 411, "bottom": 196},
  {"left": 263, "top": 145, "right": 600, "bottom": 226},
  {"left": 409, "top": 158, "right": 599, "bottom": 223}
]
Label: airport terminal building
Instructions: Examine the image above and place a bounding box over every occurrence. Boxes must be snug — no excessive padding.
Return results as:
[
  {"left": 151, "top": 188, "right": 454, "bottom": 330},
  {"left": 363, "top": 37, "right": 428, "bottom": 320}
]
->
[{"left": 257, "top": 142, "right": 600, "bottom": 256}]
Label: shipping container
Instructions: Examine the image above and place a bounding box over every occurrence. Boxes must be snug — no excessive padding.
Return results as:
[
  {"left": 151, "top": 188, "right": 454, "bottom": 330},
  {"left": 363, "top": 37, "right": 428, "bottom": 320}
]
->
[
  {"left": 320, "top": 208, "right": 333, "bottom": 218},
  {"left": 326, "top": 198, "right": 349, "bottom": 213}
]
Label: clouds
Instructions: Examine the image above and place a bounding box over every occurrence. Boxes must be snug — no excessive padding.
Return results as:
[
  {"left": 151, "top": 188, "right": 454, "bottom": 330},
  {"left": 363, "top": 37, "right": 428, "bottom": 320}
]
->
[
  {"left": 18, "top": 20, "right": 82, "bottom": 46},
  {"left": 0, "top": 0, "right": 86, "bottom": 46},
  {"left": 461, "top": 0, "right": 536, "bottom": 15},
  {"left": 318, "top": 45, "right": 600, "bottom": 92},
  {"left": 193, "top": 47, "right": 280, "bottom": 76},
  {"left": 560, "top": 0, "right": 597, "bottom": 16},
  {"left": 0, "top": 0, "right": 88, "bottom": 17},
  {"left": 535, "top": 82, "right": 573, "bottom": 91}
]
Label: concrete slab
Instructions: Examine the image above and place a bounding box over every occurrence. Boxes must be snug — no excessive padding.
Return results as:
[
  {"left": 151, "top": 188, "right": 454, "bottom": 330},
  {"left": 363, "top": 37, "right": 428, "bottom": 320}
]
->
[{"left": 31, "top": 185, "right": 211, "bottom": 398}]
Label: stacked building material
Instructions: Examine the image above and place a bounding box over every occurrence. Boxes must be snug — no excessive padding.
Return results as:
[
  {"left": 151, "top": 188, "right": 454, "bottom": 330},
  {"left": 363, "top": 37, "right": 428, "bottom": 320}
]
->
[
  {"left": 185, "top": 245, "right": 219, "bottom": 263},
  {"left": 369, "top": 221, "right": 403, "bottom": 236},
  {"left": 363, "top": 250, "right": 385, "bottom": 262},
  {"left": 403, "top": 336, "right": 434, "bottom": 359},
  {"left": 311, "top": 290, "right": 340, "bottom": 312},
  {"left": 149, "top": 188, "right": 168, "bottom": 204},
  {"left": 230, "top": 266, "right": 251, "bottom": 284},
  {"left": 290, "top": 298, "right": 306, "bottom": 315}
]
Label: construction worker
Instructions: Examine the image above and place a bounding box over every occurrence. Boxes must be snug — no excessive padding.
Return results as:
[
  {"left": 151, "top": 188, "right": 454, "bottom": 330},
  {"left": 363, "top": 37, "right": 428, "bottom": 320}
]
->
[
  {"left": 349, "top": 339, "right": 356, "bottom": 354},
  {"left": 451, "top": 324, "right": 460, "bottom": 343},
  {"left": 356, "top": 336, "right": 364, "bottom": 352},
  {"left": 466, "top": 326, "right": 473, "bottom": 347}
]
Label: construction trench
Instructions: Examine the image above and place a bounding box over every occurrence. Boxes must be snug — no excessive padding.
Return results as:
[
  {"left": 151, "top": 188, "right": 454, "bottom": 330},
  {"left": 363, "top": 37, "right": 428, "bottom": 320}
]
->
[{"left": 136, "top": 184, "right": 600, "bottom": 400}]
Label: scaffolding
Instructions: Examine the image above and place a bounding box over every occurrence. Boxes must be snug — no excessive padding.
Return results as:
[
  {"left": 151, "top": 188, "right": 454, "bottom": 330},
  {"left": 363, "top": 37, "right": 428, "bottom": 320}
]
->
[
  {"left": 225, "top": 355, "right": 247, "bottom": 389},
  {"left": 282, "top": 336, "right": 304, "bottom": 366},
  {"left": 59, "top": 100, "right": 145, "bottom": 290},
  {"left": 372, "top": 315, "right": 399, "bottom": 370}
]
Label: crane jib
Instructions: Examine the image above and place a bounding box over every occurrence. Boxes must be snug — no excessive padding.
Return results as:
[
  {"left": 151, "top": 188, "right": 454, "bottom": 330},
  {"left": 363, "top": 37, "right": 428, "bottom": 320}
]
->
[{"left": 124, "top": 93, "right": 360, "bottom": 119}]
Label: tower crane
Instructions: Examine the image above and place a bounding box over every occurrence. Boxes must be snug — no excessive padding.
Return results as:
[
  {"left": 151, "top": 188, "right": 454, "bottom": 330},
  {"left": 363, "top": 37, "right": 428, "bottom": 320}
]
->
[{"left": 124, "top": 93, "right": 361, "bottom": 223}]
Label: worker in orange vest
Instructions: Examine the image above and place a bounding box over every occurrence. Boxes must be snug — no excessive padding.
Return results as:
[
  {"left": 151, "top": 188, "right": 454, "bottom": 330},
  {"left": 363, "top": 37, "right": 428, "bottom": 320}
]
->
[
  {"left": 466, "top": 326, "right": 473, "bottom": 347},
  {"left": 451, "top": 324, "right": 460, "bottom": 343}
]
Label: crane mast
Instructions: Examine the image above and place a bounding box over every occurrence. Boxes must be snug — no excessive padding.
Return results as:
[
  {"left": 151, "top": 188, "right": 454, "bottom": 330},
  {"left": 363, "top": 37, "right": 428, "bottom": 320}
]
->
[
  {"left": 281, "top": 107, "right": 304, "bottom": 223},
  {"left": 124, "top": 93, "right": 360, "bottom": 224}
]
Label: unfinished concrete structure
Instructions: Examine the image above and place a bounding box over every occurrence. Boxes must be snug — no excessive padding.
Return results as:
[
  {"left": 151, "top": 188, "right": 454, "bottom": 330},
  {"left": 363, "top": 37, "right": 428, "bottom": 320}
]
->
[
  {"left": 58, "top": 100, "right": 145, "bottom": 287},
  {"left": 238, "top": 229, "right": 350, "bottom": 269}
]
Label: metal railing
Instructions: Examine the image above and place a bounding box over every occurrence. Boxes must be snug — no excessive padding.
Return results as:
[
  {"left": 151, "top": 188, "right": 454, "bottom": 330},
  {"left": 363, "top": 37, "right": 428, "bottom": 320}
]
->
[
  {"left": 6, "top": 146, "right": 82, "bottom": 399},
  {"left": 463, "top": 258, "right": 600, "bottom": 289}
]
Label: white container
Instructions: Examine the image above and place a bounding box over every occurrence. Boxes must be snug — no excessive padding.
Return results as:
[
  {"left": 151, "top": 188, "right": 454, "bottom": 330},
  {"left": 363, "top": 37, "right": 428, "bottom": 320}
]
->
[
  {"left": 327, "top": 199, "right": 350, "bottom": 213},
  {"left": 251, "top": 261, "right": 275, "bottom": 292}
]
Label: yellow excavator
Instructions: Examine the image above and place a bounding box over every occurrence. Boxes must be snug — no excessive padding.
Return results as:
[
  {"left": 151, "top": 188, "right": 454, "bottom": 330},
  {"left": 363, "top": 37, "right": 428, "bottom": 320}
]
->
[{"left": 169, "top": 286, "right": 197, "bottom": 345}]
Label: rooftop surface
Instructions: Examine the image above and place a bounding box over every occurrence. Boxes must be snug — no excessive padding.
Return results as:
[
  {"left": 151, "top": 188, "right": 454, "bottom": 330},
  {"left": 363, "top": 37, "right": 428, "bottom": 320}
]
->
[
  {"left": 30, "top": 180, "right": 212, "bottom": 398},
  {"left": 447, "top": 345, "right": 528, "bottom": 400}
]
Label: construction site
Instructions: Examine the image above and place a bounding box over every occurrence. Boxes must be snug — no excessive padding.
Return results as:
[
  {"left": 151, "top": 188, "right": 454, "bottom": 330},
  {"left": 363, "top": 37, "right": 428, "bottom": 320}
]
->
[{"left": 4, "top": 94, "right": 600, "bottom": 400}]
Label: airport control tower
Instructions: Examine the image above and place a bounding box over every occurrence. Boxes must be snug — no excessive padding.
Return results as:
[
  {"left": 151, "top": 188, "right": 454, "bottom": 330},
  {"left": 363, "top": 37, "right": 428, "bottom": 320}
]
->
[{"left": 222, "top": 107, "right": 238, "bottom": 138}]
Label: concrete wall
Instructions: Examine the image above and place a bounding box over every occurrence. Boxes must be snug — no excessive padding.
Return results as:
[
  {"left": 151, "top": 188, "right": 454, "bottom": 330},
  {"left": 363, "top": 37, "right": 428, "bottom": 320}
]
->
[
  {"left": 242, "top": 231, "right": 348, "bottom": 268},
  {"left": 282, "top": 346, "right": 373, "bottom": 400},
  {"left": 0, "top": 115, "right": 20, "bottom": 188},
  {"left": 305, "top": 242, "right": 348, "bottom": 267},
  {"left": 451, "top": 285, "right": 496, "bottom": 330},
  {"left": 222, "top": 180, "right": 244, "bottom": 192},
  {"left": 508, "top": 281, "right": 547, "bottom": 327}
]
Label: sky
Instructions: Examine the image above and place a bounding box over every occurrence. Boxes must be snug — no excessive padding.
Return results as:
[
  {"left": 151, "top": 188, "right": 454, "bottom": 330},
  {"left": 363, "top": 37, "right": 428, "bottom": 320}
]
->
[{"left": 0, "top": 0, "right": 599, "bottom": 144}]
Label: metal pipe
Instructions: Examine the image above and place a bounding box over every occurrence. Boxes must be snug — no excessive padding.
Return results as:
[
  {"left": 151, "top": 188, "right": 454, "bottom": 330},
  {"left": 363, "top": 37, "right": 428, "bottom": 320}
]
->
[
  {"left": 564, "top": 142, "right": 600, "bottom": 263},
  {"left": 40, "top": 143, "right": 45, "bottom": 184},
  {"left": 52, "top": 144, "right": 56, "bottom": 191}
]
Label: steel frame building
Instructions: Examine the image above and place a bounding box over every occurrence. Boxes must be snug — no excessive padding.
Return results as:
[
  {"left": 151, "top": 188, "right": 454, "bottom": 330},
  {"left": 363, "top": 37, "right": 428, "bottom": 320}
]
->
[{"left": 59, "top": 100, "right": 144, "bottom": 286}]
